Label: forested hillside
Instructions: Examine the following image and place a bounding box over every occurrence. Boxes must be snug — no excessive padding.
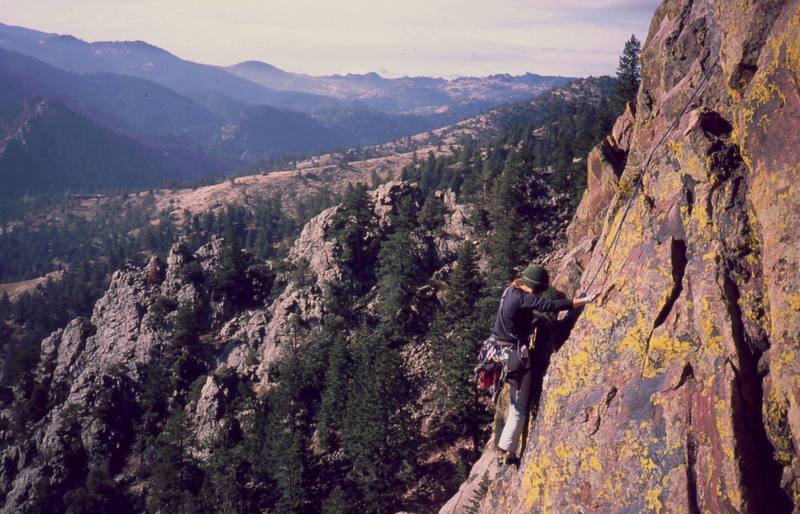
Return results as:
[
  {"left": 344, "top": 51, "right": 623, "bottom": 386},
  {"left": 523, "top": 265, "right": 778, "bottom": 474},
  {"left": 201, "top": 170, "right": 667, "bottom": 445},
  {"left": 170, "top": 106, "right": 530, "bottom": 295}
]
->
[{"left": 0, "top": 69, "right": 622, "bottom": 511}]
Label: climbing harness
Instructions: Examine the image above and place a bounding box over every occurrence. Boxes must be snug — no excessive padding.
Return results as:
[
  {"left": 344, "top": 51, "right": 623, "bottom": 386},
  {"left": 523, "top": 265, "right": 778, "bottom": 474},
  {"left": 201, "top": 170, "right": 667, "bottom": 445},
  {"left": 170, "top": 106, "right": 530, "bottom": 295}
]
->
[
  {"left": 475, "top": 287, "right": 529, "bottom": 402},
  {"left": 475, "top": 338, "right": 529, "bottom": 403},
  {"left": 580, "top": 54, "right": 721, "bottom": 298}
]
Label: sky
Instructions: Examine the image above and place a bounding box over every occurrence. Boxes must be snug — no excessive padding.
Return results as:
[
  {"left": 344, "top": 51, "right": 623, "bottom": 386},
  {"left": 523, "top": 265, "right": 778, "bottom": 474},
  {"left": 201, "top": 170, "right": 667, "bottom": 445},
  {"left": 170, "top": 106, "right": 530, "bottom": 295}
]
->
[{"left": 0, "top": 0, "right": 660, "bottom": 78}]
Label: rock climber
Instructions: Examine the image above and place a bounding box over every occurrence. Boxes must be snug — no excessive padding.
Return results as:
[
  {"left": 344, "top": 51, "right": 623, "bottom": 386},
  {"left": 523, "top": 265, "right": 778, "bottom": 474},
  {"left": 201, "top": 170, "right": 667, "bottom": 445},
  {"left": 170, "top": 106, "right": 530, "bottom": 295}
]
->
[{"left": 493, "top": 264, "right": 598, "bottom": 466}]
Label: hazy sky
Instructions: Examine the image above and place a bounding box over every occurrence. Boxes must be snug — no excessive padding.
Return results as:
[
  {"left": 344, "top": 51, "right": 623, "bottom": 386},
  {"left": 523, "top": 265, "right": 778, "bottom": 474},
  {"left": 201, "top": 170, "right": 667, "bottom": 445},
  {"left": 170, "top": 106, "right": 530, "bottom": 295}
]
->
[{"left": 0, "top": 0, "right": 660, "bottom": 78}]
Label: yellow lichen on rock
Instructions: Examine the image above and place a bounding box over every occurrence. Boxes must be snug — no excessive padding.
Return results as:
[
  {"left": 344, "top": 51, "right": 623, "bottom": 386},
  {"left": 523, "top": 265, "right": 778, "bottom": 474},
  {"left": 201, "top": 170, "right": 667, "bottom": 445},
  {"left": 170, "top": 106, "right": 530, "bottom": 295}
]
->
[
  {"left": 644, "top": 333, "right": 692, "bottom": 377},
  {"left": 713, "top": 399, "right": 735, "bottom": 461},
  {"left": 544, "top": 335, "right": 603, "bottom": 421},
  {"left": 782, "top": 5, "right": 800, "bottom": 77},
  {"left": 645, "top": 487, "right": 663, "bottom": 513},
  {"left": 787, "top": 293, "right": 800, "bottom": 313},
  {"left": 619, "top": 311, "right": 651, "bottom": 359},
  {"left": 522, "top": 443, "right": 572, "bottom": 513},
  {"left": 614, "top": 424, "right": 667, "bottom": 511},
  {"left": 698, "top": 297, "right": 724, "bottom": 356},
  {"left": 581, "top": 445, "right": 602, "bottom": 473},
  {"left": 765, "top": 391, "right": 794, "bottom": 465}
]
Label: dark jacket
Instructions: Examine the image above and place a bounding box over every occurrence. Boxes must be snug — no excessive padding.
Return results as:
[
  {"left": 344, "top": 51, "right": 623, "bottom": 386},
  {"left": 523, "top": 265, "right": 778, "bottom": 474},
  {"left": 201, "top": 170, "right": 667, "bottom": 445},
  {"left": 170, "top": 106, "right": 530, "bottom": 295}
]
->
[{"left": 491, "top": 286, "right": 572, "bottom": 344}]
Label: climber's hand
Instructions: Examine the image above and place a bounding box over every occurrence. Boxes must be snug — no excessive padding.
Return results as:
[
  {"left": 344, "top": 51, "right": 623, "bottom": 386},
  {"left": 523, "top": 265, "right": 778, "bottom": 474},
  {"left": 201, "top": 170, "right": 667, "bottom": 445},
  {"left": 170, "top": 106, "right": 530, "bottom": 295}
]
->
[
  {"left": 583, "top": 290, "right": 601, "bottom": 303},
  {"left": 573, "top": 290, "right": 600, "bottom": 307}
]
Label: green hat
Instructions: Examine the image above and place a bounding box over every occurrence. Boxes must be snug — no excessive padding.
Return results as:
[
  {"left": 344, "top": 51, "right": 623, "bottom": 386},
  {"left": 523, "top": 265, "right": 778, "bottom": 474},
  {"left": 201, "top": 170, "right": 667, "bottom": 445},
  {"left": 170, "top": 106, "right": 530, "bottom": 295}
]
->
[{"left": 521, "top": 264, "right": 549, "bottom": 290}]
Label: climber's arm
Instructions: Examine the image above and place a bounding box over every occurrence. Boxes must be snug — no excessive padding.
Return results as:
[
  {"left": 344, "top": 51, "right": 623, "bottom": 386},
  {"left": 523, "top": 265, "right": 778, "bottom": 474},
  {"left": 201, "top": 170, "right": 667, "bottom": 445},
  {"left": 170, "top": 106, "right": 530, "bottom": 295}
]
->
[
  {"left": 521, "top": 290, "right": 600, "bottom": 311},
  {"left": 520, "top": 294, "right": 573, "bottom": 312}
]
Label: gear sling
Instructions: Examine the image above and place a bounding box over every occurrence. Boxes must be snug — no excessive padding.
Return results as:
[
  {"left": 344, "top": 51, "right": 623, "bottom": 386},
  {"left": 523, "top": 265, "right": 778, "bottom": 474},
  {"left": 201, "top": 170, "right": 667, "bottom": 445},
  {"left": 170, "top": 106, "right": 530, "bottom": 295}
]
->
[{"left": 475, "top": 286, "right": 530, "bottom": 402}]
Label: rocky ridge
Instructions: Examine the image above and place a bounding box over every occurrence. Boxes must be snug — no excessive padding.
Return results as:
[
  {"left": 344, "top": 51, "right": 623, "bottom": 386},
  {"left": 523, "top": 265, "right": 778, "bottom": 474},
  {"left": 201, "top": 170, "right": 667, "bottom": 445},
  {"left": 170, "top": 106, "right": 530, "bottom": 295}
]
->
[{"left": 0, "top": 180, "right": 476, "bottom": 511}]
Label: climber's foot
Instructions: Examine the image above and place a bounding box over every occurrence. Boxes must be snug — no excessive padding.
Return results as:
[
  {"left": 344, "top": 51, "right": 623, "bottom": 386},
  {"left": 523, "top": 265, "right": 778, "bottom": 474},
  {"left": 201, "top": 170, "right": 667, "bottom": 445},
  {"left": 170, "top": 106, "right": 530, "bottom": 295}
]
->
[
  {"left": 497, "top": 449, "right": 520, "bottom": 467},
  {"left": 504, "top": 453, "right": 520, "bottom": 467}
]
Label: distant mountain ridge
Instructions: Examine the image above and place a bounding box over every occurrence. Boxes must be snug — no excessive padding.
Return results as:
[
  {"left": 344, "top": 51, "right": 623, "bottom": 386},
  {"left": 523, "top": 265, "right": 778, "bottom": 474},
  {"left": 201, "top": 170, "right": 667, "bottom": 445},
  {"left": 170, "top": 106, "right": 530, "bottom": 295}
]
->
[
  {"left": 0, "top": 21, "right": 578, "bottom": 198},
  {"left": 0, "top": 22, "right": 572, "bottom": 116},
  {"left": 0, "top": 48, "right": 221, "bottom": 137},
  {"left": 228, "top": 60, "right": 571, "bottom": 113},
  {"left": 0, "top": 23, "right": 340, "bottom": 114},
  {"left": 0, "top": 97, "right": 222, "bottom": 197}
]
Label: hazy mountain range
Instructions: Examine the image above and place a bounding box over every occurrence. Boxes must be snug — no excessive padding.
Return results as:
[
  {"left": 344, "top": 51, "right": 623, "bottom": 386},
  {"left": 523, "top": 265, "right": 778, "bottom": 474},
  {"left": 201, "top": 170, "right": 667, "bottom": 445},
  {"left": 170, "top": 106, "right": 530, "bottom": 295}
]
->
[
  {"left": 0, "top": 22, "right": 574, "bottom": 197},
  {"left": 227, "top": 60, "right": 569, "bottom": 113}
]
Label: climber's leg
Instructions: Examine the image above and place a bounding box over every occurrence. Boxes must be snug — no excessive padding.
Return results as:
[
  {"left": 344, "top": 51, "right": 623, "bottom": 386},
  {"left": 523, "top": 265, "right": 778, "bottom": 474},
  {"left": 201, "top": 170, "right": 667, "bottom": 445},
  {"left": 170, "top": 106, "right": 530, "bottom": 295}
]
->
[{"left": 497, "top": 366, "right": 532, "bottom": 458}]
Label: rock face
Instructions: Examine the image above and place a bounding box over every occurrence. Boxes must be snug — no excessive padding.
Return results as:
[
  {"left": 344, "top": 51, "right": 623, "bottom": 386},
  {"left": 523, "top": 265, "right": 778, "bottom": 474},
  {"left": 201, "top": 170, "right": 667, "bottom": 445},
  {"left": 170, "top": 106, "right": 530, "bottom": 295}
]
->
[
  {"left": 0, "top": 242, "right": 224, "bottom": 512},
  {"left": 454, "top": 1, "right": 800, "bottom": 512},
  {"left": 566, "top": 103, "right": 633, "bottom": 248},
  {"left": 436, "top": 189, "right": 476, "bottom": 261}
]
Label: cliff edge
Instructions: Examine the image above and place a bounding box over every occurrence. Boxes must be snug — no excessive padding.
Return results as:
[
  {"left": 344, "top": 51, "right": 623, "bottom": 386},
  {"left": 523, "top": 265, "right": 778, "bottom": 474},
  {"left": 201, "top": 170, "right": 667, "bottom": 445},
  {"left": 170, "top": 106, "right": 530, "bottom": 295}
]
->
[{"left": 449, "top": 0, "right": 800, "bottom": 511}]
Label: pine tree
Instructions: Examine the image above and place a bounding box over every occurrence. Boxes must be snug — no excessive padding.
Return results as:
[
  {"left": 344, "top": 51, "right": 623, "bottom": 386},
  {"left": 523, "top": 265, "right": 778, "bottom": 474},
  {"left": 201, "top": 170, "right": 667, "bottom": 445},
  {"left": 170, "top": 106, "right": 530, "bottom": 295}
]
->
[
  {"left": 464, "top": 472, "right": 490, "bottom": 514},
  {"left": 323, "top": 486, "right": 348, "bottom": 514},
  {"left": 139, "top": 360, "right": 171, "bottom": 444},
  {"left": 418, "top": 193, "right": 447, "bottom": 233},
  {"left": 430, "top": 242, "right": 491, "bottom": 451},
  {"left": 0, "top": 292, "right": 10, "bottom": 321},
  {"left": 342, "top": 326, "right": 418, "bottom": 513},
  {"left": 147, "top": 409, "right": 203, "bottom": 514},
  {"left": 485, "top": 153, "right": 533, "bottom": 286},
  {"left": 370, "top": 169, "right": 382, "bottom": 188},
  {"left": 376, "top": 195, "right": 424, "bottom": 339},
  {"left": 238, "top": 399, "right": 280, "bottom": 511},
  {"left": 168, "top": 303, "right": 208, "bottom": 399},
  {"left": 200, "top": 417, "right": 253, "bottom": 514},
  {"left": 290, "top": 258, "right": 313, "bottom": 288},
  {"left": 444, "top": 242, "right": 483, "bottom": 322},
  {"left": 614, "top": 34, "right": 642, "bottom": 111},
  {"left": 419, "top": 152, "right": 439, "bottom": 195},
  {"left": 331, "top": 184, "right": 379, "bottom": 297},
  {"left": 273, "top": 428, "right": 308, "bottom": 513},
  {"left": 265, "top": 354, "right": 315, "bottom": 513},
  {"left": 213, "top": 226, "right": 251, "bottom": 308},
  {"left": 317, "top": 326, "right": 352, "bottom": 451},
  {"left": 63, "top": 464, "right": 130, "bottom": 514}
]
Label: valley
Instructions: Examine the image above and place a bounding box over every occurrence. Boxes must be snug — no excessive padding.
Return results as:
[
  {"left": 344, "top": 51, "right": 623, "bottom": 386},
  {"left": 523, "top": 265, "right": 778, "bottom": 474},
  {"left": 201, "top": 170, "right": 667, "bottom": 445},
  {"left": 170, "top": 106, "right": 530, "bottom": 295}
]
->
[{"left": 0, "top": 21, "right": 573, "bottom": 200}]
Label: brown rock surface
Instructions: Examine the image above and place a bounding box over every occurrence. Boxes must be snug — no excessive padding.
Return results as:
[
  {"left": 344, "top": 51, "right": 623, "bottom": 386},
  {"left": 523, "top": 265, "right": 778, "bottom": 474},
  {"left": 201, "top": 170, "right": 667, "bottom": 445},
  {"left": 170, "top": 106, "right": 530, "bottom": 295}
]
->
[
  {"left": 566, "top": 104, "right": 633, "bottom": 248},
  {"left": 451, "top": 1, "right": 800, "bottom": 512}
]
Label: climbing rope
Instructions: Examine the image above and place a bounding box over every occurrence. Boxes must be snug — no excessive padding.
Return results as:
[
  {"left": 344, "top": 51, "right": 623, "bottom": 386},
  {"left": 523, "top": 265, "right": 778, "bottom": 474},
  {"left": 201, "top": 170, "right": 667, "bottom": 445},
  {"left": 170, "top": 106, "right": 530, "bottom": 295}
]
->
[{"left": 580, "top": 54, "right": 721, "bottom": 297}]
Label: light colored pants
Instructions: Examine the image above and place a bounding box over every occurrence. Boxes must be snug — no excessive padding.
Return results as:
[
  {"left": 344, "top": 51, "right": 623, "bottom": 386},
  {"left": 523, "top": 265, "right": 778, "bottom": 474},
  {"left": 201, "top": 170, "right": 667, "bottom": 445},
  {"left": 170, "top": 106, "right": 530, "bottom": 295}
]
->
[{"left": 497, "top": 366, "right": 532, "bottom": 456}]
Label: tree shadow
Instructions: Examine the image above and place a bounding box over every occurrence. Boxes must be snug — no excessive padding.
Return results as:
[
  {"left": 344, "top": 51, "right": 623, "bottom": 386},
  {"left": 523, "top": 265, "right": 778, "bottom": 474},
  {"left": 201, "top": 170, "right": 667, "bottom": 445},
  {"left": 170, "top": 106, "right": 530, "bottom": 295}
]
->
[{"left": 520, "top": 287, "right": 584, "bottom": 455}]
